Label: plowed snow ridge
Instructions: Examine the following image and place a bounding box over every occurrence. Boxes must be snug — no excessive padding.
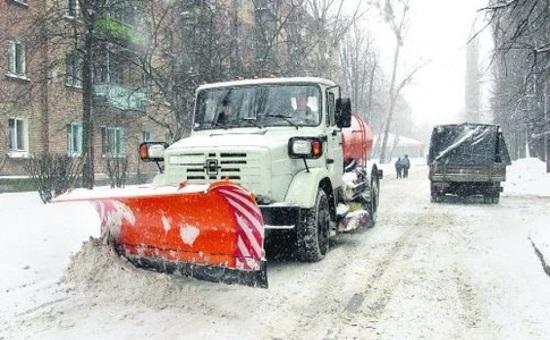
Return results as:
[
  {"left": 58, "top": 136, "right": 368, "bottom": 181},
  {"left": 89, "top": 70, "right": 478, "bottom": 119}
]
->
[{"left": 64, "top": 239, "right": 201, "bottom": 309}]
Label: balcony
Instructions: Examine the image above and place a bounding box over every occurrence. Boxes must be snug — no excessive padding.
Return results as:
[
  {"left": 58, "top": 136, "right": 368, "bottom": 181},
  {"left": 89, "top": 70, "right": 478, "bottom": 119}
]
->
[
  {"left": 93, "top": 83, "right": 146, "bottom": 112},
  {"left": 96, "top": 18, "right": 147, "bottom": 48}
]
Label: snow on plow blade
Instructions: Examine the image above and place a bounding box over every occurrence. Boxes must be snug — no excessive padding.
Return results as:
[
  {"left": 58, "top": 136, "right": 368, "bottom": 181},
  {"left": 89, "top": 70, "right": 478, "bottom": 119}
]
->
[{"left": 54, "top": 181, "right": 267, "bottom": 288}]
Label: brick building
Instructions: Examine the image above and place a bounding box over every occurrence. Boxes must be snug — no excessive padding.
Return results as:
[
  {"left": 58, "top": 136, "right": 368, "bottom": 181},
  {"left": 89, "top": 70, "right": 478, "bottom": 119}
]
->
[
  {"left": 0, "top": 0, "right": 326, "bottom": 186},
  {"left": 0, "top": 0, "right": 167, "bottom": 181}
]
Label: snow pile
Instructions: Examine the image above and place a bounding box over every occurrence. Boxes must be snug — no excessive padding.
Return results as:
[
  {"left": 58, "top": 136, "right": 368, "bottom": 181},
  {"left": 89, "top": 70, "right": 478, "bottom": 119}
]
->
[
  {"left": 63, "top": 238, "right": 201, "bottom": 309},
  {"left": 339, "top": 210, "right": 369, "bottom": 232},
  {"left": 503, "top": 158, "right": 550, "bottom": 197}
]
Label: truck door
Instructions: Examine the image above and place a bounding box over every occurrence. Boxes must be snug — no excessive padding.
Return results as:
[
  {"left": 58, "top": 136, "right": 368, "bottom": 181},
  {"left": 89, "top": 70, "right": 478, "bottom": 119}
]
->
[{"left": 326, "top": 88, "right": 344, "bottom": 188}]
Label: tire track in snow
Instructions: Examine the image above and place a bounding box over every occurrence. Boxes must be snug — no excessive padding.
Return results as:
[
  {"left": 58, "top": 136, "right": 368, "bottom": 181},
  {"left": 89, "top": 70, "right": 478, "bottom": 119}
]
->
[{"left": 283, "top": 168, "right": 440, "bottom": 339}]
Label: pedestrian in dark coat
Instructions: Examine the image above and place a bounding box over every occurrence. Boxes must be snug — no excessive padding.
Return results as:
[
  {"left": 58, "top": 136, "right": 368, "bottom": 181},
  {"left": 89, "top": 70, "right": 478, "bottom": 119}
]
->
[
  {"left": 395, "top": 157, "right": 403, "bottom": 178},
  {"left": 402, "top": 155, "right": 411, "bottom": 178}
]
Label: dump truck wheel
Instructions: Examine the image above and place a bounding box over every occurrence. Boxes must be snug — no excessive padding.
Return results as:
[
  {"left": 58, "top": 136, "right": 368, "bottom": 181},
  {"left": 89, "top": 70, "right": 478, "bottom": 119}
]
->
[
  {"left": 430, "top": 185, "right": 441, "bottom": 203},
  {"left": 485, "top": 193, "right": 500, "bottom": 204},
  {"left": 296, "top": 189, "right": 330, "bottom": 262}
]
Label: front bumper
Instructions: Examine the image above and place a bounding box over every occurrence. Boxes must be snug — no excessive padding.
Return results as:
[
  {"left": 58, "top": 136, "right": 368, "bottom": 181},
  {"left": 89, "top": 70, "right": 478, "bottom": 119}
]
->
[{"left": 259, "top": 203, "right": 302, "bottom": 230}]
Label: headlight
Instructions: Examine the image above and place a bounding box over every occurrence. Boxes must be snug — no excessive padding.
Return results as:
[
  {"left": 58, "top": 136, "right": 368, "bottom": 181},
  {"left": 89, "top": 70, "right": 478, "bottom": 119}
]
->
[
  {"left": 292, "top": 140, "right": 312, "bottom": 155},
  {"left": 288, "top": 137, "right": 323, "bottom": 159}
]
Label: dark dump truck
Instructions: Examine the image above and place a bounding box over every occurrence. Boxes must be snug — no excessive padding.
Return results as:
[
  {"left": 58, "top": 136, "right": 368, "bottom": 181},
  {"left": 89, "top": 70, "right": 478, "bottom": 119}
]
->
[{"left": 428, "top": 123, "right": 511, "bottom": 203}]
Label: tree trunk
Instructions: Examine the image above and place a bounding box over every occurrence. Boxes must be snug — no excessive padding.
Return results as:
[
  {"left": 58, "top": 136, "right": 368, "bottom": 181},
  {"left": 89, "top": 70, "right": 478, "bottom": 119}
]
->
[
  {"left": 81, "top": 28, "right": 95, "bottom": 188},
  {"left": 366, "top": 61, "right": 376, "bottom": 122},
  {"left": 379, "top": 39, "right": 401, "bottom": 164},
  {"left": 545, "top": 79, "right": 550, "bottom": 173},
  {"left": 39, "top": 15, "right": 49, "bottom": 153}
]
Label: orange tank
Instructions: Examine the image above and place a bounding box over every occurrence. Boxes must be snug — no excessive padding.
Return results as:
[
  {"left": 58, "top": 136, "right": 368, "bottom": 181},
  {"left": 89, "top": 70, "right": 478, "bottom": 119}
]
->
[{"left": 342, "top": 113, "right": 374, "bottom": 167}]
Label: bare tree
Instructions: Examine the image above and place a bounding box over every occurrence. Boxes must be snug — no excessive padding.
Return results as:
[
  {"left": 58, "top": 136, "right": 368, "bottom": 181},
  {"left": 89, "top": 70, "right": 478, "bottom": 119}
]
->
[
  {"left": 0, "top": 122, "right": 6, "bottom": 174},
  {"left": 3, "top": 0, "right": 370, "bottom": 182},
  {"left": 377, "top": 0, "right": 419, "bottom": 163},
  {"left": 117, "top": 0, "right": 365, "bottom": 139},
  {"left": 484, "top": 0, "right": 549, "bottom": 170},
  {"left": 339, "top": 23, "right": 379, "bottom": 119},
  {"left": 465, "top": 33, "right": 481, "bottom": 123},
  {"left": 304, "top": 0, "right": 365, "bottom": 78}
]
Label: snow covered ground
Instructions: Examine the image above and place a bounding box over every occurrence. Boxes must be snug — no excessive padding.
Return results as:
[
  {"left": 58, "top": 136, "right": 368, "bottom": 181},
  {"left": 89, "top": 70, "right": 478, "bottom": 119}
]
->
[
  {"left": 503, "top": 157, "right": 550, "bottom": 197},
  {"left": 1, "top": 159, "right": 550, "bottom": 339}
]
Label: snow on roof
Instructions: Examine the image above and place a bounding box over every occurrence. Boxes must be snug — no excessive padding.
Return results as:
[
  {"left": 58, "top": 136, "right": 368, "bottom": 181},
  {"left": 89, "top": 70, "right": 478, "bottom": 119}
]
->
[
  {"left": 197, "top": 77, "right": 337, "bottom": 91},
  {"left": 374, "top": 133, "right": 425, "bottom": 147}
]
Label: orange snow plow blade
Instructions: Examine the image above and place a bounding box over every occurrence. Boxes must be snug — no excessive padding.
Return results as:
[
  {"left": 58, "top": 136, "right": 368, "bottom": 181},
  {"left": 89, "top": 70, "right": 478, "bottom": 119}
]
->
[{"left": 54, "top": 181, "right": 267, "bottom": 288}]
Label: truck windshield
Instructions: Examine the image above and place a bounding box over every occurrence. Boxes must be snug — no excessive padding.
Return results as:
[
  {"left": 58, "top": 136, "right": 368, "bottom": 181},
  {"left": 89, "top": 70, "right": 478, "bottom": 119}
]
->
[{"left": 194, "top": 84, "right": 321, "bottom": 130}]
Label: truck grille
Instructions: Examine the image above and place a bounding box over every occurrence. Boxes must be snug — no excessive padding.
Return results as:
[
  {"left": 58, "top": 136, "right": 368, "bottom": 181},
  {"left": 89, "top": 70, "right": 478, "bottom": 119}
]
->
[{"left": 169, "top": 151, "right": 262, "bottom": 184}]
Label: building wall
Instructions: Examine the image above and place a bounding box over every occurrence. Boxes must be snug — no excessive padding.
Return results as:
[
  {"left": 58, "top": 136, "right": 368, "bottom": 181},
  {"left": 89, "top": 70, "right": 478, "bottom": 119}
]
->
[
  {"left": 0, "top": 0, "right": 47, "bottom": 175},
  {"left": 0, "top": 0, "right": 170, "bottom": 181}
]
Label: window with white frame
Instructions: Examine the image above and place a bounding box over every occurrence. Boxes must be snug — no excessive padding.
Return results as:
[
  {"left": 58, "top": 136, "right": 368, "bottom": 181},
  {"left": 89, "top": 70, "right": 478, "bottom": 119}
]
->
[
  {"left": 142, "top": 130, "right": 153, "bottom": 142},
  {"left": 101, "top": 127, "right": 126, "bottom": 157},
  {"left": 65, "top": 51, "right": 82, "bottom": 87},
  {"left": 7, "top": 40, "right": 26, "bottom": 77},
  {"left": 67, "top": 122, "right": 83, "bottom": 156},
  {"left": 66, "top": 0, "right": 79, "bottom": 17},
  {"left": 8, "top": 118, "right": 27, "bottom": 152}
]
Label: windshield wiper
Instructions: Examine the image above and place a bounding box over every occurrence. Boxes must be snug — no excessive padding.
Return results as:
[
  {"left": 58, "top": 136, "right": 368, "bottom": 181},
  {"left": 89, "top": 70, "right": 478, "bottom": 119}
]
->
[
  {"left": 264, "top": 114, "right": 299, "bottom": 129},
  {"left": 239, "top": 117, "right": 264, "bottom": 129}
]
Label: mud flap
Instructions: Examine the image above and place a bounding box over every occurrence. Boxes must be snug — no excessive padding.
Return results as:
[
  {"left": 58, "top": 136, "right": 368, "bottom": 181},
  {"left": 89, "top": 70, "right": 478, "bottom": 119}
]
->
[{"left": 54, "top": 181, "right": 268, "bottom": 288}]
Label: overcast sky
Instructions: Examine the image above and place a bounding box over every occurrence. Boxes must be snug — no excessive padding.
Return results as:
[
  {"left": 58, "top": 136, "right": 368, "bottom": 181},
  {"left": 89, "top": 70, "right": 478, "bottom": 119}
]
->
[{"left": 347, "top": 0, "right": 492, "bottom": 127}]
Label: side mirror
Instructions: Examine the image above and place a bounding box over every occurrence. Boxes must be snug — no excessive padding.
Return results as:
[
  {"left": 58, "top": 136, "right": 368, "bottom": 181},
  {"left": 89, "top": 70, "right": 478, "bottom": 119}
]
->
[
  {"left": 336, "top": 97, "right": 352, "bottom": 128},
  {"left": 139, "top": 142, "right": 168, "bottom": 162}
]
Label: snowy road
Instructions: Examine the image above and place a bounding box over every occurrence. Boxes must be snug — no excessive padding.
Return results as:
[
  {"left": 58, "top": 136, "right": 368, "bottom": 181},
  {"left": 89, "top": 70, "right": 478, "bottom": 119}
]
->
[{"left": 2, "top": 163, "right": 550, "bottom": 339}]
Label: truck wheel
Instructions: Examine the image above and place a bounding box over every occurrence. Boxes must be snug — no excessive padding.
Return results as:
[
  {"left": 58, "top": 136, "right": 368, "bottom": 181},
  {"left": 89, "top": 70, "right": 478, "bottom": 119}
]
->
[
  {"left": 296, "top": 189, "right": 330, "bottom": 262},
  {"left": 485, "top": 192, "right": 500, "bottom": 204},
  {"left": 430, "top": 184, "right": 440, "bottom": 203},
  {"left": 366, "top": 178, "right": 379, "bottom": 228}
]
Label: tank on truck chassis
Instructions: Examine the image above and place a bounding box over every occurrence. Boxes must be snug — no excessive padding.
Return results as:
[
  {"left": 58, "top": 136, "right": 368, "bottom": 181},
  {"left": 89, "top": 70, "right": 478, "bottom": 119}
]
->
[
  {"left": 55, "top": 77, "right": 382, "bottom": 288},
  {"left": 428, "top": 123, "right": 511, "bottom": 203}
]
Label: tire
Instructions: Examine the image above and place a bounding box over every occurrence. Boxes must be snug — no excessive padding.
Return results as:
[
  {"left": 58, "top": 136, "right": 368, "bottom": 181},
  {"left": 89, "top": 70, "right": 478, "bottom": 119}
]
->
[
  {"left": 484, "top": 192, "right": 500, "bottom": 204},
  {"left": 430, "top": 184, "right": 441, "bottom": 203},
  {"left": 482, "top": 194, "right": 494, "bottom": 204},
  {"left": 296, "top": 189, "right": 330, "bottom": 262},
  {"left": 366, "top": 177, "right": 379, "bottom": 228}
]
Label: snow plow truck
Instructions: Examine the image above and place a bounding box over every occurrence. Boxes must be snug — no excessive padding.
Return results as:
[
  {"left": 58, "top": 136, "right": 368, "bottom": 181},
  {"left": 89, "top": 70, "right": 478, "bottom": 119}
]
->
[{"left": 55, "top": 77, "right": 382, "bottom": 288}]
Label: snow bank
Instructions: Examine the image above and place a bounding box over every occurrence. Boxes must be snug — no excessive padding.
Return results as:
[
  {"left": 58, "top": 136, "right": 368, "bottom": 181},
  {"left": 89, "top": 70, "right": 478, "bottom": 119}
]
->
[
  {"left": 503, "top": 158, "right": 550, "bottom": 272},
  {"left": 503, "top": 158, "right": 550, "bottom": 197},
  {"left": 63, "top": 238, "right": 202, "bottom": 309}
]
